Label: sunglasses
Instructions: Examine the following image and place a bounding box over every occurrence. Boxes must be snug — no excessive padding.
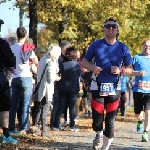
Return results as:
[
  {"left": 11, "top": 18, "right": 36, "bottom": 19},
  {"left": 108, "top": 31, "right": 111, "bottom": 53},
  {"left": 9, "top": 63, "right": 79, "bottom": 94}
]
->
[{"left": 104, "top": 24, "right": 117, "bottom": 29}]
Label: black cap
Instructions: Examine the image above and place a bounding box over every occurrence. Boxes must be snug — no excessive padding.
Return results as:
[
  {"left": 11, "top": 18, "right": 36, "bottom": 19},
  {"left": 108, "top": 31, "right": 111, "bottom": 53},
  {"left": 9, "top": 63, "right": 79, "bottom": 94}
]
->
[{"left": 0, "top": 19, "right": 4, "bottom": 24}]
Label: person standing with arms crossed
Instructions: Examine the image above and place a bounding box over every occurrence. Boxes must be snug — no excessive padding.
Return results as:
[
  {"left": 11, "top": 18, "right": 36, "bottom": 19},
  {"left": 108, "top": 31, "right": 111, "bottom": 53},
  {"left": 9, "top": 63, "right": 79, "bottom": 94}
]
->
[
  {"left": 132, "top": 40, "right": 150, "bottom": 142},
  {"left": 82, "top": 18, "right": 132, "bottom": 150}
]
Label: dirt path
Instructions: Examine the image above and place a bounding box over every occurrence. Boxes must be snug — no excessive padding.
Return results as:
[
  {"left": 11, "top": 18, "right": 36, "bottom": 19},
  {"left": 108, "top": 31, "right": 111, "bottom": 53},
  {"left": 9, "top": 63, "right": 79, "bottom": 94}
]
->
[{"left": 1, "top": 110, "right": 150, "bottom": 150}]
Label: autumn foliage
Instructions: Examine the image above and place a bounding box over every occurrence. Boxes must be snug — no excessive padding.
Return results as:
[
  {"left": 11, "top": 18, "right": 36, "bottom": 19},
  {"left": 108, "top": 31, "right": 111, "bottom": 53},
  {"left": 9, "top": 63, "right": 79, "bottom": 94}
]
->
[{"left": 1, "top": 0, "right": 150, "bottom": 55}]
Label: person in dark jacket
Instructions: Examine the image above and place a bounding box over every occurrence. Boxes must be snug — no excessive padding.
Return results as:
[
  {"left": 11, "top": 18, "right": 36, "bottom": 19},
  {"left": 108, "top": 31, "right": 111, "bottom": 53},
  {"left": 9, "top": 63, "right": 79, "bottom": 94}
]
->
[
  {"left": 50, "top": 40, "right": 70, "bottom": 129},
  {"left": 0, "top": 19, "right": 18, "bottom": 144},
  {"left": 53, "top": 47, "right": 81, "bottom": 131}
]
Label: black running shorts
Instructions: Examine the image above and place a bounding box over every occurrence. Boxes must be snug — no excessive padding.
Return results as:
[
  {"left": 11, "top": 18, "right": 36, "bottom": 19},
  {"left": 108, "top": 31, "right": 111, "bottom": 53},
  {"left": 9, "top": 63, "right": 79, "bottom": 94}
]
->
[{"left": 133, "top": 92, "right": 150, "bottom": 114}]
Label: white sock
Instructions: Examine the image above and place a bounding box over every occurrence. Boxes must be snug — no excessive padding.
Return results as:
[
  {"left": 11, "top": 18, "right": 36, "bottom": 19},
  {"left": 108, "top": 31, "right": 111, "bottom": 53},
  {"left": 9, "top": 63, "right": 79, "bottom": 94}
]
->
[
  {"left": 102, "top": 135, "right": 113, "bottom": 150},
  {"left": 96, "top": 130, "right": 103, "bottom": 138}
]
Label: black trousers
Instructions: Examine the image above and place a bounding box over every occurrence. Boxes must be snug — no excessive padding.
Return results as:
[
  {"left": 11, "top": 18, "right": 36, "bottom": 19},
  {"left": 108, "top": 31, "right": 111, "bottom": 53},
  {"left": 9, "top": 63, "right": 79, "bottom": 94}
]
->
[
  {"left": 120, "top": 92, "right": 126, "bottom": 116},
  {"left": 0, "top": 72, "right": 11, "bottom": 111},
  {"left": 33, "top": 97, "right": 50, "bottom": 132}
]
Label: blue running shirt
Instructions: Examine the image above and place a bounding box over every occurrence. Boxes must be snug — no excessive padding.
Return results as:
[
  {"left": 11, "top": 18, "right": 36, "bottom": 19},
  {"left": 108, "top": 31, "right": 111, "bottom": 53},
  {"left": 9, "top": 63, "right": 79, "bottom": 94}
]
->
[
  {"left": 132, "top": 53, "right": 150, "bottom": 93},
  {"left": 120, "top": 74, "right": 129, "bottom": 92},
  {"left": 84, "top": 39, "right": 132, "bottom": 83}
]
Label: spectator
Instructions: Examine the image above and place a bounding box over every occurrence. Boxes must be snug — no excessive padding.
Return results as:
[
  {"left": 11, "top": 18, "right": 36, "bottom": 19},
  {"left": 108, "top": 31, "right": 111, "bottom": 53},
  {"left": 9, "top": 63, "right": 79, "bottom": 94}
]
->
[
  {"left": 17, "top": 37, "right": 35, "bottom": 131},
  {"left": 81, "top": 70, "right": 92, "bottom": 117},
  {"left": 74, "top": 50, "right": 83, "bottom": 117},
  {"left": 7, "top": 36, "right": 17, "bottom": 85},
  {"left": 9, "top": 27, "right": 38, "bottom": 134},
  {"left": 34, "top": 46, "right": 46, "bottom": 61},
  {"left": 76, "top": 50, "right": 92, "bottom": 117},
  {"left": 75, "top": 77, "right": 84, "bottom": 117},
  {"left": 120, "top": 74, "right": 130, "bottom": 116},
  {"left": 128, "top": 76, "right": 134, "bottom": 106},
  {"left": 7, "top": 36, "right": 17, "bottom": 46},
  {"left": 50, "top": 40, "right": 71, "bottom": 129},
  {"left": 32, "top": 43, "right": 61, "bottom": 138},
  {"left": 53, "top": 47, "right": 81, "bottom": 132},
  {"left": 30, "top": 46, "right": 46, "bottom": 123},
  {"left": 0, "top": 19, "right": 18, "bottom": 144}
]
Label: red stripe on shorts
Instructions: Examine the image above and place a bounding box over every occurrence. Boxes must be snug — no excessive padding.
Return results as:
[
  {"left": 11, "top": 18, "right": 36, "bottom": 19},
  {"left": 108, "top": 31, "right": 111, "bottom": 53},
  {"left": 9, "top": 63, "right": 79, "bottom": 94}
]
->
[
  {"left": 91, "top": 98, "right": 104, "bottom": 114},
  {"left": 106, "top": 99, "right": 120, "bottom": 113}
]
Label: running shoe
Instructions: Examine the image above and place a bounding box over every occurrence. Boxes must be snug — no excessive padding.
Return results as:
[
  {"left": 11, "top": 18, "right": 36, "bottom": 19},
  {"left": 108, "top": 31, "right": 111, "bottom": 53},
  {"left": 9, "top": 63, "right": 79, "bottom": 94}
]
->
[
  {"left": 142, "top": 132, "right": 148, "bottom": 142},
  {"left": 137, "top": 122, "right": 143, "bottom": 133},
  {"left": 93, "top": 137, "right": 102, "bottom": 150}
]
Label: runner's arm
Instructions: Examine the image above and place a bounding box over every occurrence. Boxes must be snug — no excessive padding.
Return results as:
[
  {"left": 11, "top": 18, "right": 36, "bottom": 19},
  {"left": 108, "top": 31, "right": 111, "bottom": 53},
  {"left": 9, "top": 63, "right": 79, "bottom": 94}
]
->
[{"left": 82, "top": 58, "right": 103, "bottom": 75}]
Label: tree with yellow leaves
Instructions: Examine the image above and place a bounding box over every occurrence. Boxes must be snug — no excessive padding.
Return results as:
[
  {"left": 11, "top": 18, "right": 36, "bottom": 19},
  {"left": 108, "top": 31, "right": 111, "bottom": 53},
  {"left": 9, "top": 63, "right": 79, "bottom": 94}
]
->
[{"left": 1, "top": 0, "right": 150, "bottom": 55}]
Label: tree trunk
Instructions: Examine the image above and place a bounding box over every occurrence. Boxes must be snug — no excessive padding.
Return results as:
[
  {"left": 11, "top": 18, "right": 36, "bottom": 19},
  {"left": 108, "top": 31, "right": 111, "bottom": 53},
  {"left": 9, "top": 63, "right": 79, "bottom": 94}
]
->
[
  {"left": 58, "top": 8, "right": 67, "bottom": 45},
  {"left": 19, "top": 7, "right": 24, "bottom": 27},
  {"left": 29, "top": 0, "right": 38, "bottom": 47}
]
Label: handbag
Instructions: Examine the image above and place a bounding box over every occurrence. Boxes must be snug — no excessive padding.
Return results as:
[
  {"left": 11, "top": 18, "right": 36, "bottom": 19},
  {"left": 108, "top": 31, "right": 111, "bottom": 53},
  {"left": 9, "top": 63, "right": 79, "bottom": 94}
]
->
[{"left": 32, "top": 61, "right": 50, "bottom": 101}]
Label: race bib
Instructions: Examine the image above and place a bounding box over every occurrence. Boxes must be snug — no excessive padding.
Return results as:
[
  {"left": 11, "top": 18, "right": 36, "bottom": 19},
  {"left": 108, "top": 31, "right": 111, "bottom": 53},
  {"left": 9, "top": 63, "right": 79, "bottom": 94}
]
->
[
  {"left": 99, "top": 83, "right": 116, "bottom": 96},
  {"left": 138, "top": 80, "right": 150, "bottom": 90}
]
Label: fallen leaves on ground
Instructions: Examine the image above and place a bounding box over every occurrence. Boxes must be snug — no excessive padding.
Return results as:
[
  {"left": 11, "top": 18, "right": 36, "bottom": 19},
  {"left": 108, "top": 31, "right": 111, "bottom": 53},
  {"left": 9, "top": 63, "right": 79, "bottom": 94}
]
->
[{"left": 0, "top": 109, "right": 135, "bottom": 150}]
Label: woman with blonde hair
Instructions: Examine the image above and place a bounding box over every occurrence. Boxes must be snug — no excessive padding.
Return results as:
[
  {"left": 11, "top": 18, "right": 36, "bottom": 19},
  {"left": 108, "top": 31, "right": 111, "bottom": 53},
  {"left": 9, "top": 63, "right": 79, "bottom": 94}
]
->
[{"left": 32, "top": 43, "right": 61, "bottom": 138}]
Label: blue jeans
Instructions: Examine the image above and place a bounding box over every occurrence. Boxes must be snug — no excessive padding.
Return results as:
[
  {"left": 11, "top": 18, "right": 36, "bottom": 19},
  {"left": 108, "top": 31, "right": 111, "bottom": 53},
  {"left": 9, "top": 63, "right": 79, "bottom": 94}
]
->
[
  {"left": 9, "top": 77, "right": 32, "bottom": 131},
  {"left": 54, "top": 90, "right": 78, "bottom": 128}
]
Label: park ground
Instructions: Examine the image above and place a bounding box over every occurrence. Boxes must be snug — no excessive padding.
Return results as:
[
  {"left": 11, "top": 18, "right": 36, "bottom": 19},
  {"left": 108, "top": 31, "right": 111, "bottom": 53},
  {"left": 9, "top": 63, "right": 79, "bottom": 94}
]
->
[{"left": 0, "top": 108, "right": 150, "bottom": 150}]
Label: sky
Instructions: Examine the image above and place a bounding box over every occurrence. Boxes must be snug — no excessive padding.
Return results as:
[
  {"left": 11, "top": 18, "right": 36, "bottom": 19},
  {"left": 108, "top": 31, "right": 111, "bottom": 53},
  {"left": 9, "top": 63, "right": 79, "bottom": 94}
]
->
[{"left": 0, "top": 0, "right": 29, "bottom": 37}]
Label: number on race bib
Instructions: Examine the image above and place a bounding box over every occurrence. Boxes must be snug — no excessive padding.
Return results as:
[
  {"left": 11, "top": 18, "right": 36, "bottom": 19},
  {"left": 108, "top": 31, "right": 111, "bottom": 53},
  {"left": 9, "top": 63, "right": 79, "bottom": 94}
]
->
[{"left": 99, "top": 83, "right": 116, "bottom": 96}]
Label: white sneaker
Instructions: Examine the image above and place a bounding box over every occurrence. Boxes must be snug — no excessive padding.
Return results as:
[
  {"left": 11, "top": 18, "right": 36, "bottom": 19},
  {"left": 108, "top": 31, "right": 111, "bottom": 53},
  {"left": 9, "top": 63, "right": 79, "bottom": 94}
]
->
[
  {"left": 20, "top": 130, "right": 26, "bottom": 135},
  {"left": 59, "top": 123, "right": 65, "bottom": 130},
  {"left": 70, "top": 128, "right": 79, "bottom": 132},
  {"left": 75, "top": 115, "right": 80, "bottom": 119},
  {"left": 63, "top": 121, "right": 69, "bottom": 126},
  {"left": 82, "top": 113, "right": 88, "bottom": 117},
  {"left": 52, "top": 127, "right": 59, "bottom": 131}
]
